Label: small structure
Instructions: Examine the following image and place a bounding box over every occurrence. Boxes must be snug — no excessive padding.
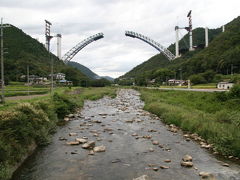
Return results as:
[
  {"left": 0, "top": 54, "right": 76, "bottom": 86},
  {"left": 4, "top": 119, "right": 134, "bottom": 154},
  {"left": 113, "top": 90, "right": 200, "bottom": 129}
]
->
[
  {"left": 29, "top": 75, "right": 47, "bottom": 84},
  {"left": 217, "top": 82, "right": 234, "bottom": 90},
  {"left": 49, "top": 73, "right": 66, "bottom": 80},
  {"left": 168, "top": 79, "right": 187, "bottom": 86},
  {"left": 57, "top": 79, "right": 72, "bottom": 86},
  {"left": 149, "top": 79, "right": 156, "bottom": 84}
]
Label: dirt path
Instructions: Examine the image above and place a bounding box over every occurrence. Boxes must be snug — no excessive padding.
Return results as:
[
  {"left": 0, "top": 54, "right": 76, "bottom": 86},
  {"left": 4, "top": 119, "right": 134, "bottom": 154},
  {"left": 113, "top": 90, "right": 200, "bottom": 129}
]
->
[{"left": 13, "top": 89, "right": 240, "bottom": 180}]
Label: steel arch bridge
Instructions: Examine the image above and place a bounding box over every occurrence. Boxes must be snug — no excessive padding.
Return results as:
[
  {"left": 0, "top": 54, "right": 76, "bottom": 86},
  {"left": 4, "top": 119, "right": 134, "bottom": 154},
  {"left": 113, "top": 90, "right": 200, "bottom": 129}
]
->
[
  {"left": 125, "top": 31, "right": 175, "bottom": 61},
  {"left": 62, "top": 33, "right": 104, "bottom": 63},
  {"left": 61, "top": 31, "right": 175, "bottom": 63}
]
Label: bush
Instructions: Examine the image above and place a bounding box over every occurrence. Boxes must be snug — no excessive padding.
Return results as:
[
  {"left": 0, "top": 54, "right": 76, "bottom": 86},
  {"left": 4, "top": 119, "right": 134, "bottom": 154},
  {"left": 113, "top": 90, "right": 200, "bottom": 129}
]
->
[
  {"left": 52, "top": 93, "right": 77, "bottom": 119},
  {"left": 214, "top": 92, "right": 228, "bottom": 101},
  {"left": 0, "top": 101, "right": 59, "bottom": 179},
  {"left": 229, "top": 84, "right": 240, "bottom": 98}
]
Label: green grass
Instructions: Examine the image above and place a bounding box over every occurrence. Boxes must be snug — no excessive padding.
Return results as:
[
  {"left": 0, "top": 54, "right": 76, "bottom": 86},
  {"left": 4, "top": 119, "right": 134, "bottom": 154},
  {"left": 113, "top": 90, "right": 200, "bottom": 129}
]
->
[
  {"left": 192, "top": 83, "right": 217, "bottom": 89},
  {"left": 137, "top": 88, "right": 240, "bottom": 158},
  {"left": 0, "top": 87, "right": 116, "bottom": 180},
  {"left": 3, "top": 83, "right": 50, "bottom": 97},
  {"left": 159, "top": 83, "right": 217, "bottom": 89}
]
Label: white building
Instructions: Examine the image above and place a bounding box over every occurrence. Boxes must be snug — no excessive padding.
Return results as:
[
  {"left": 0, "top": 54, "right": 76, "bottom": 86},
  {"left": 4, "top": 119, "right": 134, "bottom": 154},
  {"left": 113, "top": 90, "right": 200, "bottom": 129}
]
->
[
  {"left": 168, "top": 79, "right": 187, "bottom": 86},
  {"left": 217, "top": 82, "right": 234, "bottom": 90}
]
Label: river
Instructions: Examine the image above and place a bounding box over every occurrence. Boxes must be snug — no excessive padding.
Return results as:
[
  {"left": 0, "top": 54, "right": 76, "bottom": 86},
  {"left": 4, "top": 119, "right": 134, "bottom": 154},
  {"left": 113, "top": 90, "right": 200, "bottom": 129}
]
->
[{"left": 12, "top": 89, "right": 240, "bottom": 180}]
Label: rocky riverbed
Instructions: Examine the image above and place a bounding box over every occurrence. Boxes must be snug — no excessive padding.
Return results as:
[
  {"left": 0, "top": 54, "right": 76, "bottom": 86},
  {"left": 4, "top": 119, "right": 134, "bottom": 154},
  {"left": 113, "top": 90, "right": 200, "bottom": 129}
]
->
[{"left": 12, "top": 89, "right": 240, "bottom": 180}]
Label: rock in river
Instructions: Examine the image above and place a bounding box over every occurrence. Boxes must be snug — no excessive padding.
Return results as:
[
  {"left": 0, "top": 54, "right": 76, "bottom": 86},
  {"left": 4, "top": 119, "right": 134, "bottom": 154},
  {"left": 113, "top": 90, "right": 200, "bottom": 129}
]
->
[
  {"left": 160, "top": 165, "right": 170, "bottom": 169},
  {"left": 133, "top": 175, "right": 149, "bottom": 180},
  {"left": 152, "top": 140, "right": 159, "bottom": 145},
  {"left": 181, "top": 161, "right": 193, "bottom": 168},
  {"left": 69, "top": 132, "right": 78, "bottom": 136},
  {"left": 66, "top": 141, "right": 80, "bottom": 145},
  {"left": 88, "top": 150, "right": 95, "bottom": 155},
  {"left": 199, "top": 172, "right": 216, "bottom": 180},
  {"left": 93, "top": 145, "right": 106, "bottom": 152},
  {"left": 181, "top": 154, "right": 193, "bottom": 167},
  {"left": 182, "top": 155, "right": 193, "bottom": 162},
  {"left": 164, "top": 159, "right": 171, "bottom": 163},
  {"left": 82, "top": 141, "right": 95, "bottom": 149},
  {"left": 64, "top": 117, "right": 70, "bottom": 121},
  {"left": 75, "top": 138, "right": 87, "bottom": 144}
]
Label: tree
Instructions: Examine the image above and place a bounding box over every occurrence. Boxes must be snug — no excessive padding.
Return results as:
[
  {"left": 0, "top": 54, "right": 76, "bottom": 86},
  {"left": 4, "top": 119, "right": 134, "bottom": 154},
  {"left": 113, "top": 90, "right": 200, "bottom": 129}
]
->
[{"left": 189, "top": 74, "right": 207, "bottom": 85}]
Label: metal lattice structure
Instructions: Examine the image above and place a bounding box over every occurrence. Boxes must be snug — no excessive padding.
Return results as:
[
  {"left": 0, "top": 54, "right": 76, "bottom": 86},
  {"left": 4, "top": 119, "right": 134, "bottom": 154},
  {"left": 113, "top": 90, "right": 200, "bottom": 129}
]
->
[
  {"left": 62, "top": 33, "right": 104, "bottom": 63},
  {"left": 125, "top": 31, "right": 175, "bottom": 61}
]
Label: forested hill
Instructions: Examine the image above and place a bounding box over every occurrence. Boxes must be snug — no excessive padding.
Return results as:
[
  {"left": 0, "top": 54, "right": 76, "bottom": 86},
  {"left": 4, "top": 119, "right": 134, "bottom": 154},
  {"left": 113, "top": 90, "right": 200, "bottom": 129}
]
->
[
  {"left": 3, "top": 24, "right": 89, "bottom": 85},
  {"left": 68, "top": 61, "right": 99, "bottom": 79},
  {"left": 176, "top": 16, "right": 240, "bottom": 77},
  {"left": 122, "top": 26, "right": 222, "bottom": 79}
]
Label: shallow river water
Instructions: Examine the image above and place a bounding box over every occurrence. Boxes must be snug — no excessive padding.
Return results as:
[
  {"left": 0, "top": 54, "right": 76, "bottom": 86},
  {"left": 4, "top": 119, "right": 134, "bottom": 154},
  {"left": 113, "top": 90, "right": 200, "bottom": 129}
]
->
[{"left": 12, "top": 89, "right": 240, "bottom": 180}]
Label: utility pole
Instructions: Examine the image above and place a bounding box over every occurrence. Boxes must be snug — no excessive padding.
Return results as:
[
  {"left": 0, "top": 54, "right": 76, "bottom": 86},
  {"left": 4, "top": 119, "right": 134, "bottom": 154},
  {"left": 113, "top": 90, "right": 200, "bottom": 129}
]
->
[
  {"left": 27, "top": 64, "right": 29, "bottom": 95},
  {"left": 179, "top": 68, "right": 182, "bottom": 80},
  {"left": 51, "top": 55, "right": 53, "bottom": 93},
  {"left": 0, "top": 18, "right": 10, "bottom": 103},
  {"left": 231, "top": 64, "right": 233, "bottom": 76}
]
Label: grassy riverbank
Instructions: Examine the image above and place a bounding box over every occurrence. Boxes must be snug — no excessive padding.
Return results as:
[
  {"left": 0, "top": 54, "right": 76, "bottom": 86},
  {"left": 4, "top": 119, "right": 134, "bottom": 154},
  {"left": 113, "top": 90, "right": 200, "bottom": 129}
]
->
[
  {"left": 0, "top": 87, "right": 116, "bottom": 180},
  {"left": 138, "top": 85, "right": 240, "bottom": 158}
]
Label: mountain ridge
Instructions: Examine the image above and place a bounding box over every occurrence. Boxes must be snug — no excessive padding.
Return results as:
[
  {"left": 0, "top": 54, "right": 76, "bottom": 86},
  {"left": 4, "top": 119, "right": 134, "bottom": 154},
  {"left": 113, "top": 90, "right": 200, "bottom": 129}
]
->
[
  {"left": 68, "top": 61, "right": 114, "bottom": 81},
  {"left": 3, "top": 24, "right": 90, "bottom": 86}
]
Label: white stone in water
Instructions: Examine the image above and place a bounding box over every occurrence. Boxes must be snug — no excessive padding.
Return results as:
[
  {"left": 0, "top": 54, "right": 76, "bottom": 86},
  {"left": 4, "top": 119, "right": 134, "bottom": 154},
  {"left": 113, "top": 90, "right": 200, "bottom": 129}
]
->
[
  {"left": 149, "top": 148, "right": 154, "bottom": 152},
  {"left": 82, "top": 141, "right": 95, "bottom": 149},
  {"left": 64, "top": 117, "right": 70, "bottom": 121},
  {"left": 93, "top": 145, "right": 106, "bottom": 152},
  {"left": 75, "top": 138, "right": 87, "bottom": 144},
  {"left": 133, "top": 175, "right": 149, "bottom": 180}
]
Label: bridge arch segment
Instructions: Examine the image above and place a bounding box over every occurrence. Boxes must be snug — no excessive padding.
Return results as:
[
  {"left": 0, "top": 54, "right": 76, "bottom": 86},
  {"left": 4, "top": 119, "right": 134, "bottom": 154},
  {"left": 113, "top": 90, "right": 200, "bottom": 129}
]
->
[
  {"left": 62, "top": 33, "right": 104, "bottom": 63},
  {"left": 125, "top": 31, "right": 175, "bottom": 61}
]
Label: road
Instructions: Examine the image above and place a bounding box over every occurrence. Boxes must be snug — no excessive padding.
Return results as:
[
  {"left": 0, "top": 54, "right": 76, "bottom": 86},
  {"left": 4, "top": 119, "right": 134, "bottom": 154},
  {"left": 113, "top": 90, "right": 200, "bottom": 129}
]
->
[
  {"left": 147, "top": 87, "right": 228, "bottom": 92},
  {"left": 13, "top": 89, "right": 240, "bottom": 180}
]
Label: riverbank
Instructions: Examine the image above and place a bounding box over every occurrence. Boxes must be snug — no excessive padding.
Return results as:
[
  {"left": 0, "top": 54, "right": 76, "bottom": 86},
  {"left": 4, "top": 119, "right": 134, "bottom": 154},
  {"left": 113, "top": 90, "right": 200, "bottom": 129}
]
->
[
  {"left": 137, "top": 86, "right": 240, "bottom": 159},
  {"left": 0, "top": 87, "right": 116, "bottom": 180}
]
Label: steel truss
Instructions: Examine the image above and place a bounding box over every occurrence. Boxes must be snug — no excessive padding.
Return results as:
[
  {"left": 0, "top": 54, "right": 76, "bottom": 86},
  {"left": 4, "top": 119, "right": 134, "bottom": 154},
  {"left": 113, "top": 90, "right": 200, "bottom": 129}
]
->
[
  {"left": 125, "top": 31, "right": 175, "bottom": 61},
  {"left": 62, "top": 33, "right": 104, "bottom": 63}
]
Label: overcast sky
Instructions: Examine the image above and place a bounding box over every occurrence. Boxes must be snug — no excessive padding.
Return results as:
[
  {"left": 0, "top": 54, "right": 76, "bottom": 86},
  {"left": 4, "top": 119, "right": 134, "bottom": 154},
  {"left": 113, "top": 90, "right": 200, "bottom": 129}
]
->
[{"left": 1, "top": 0, "right": 240, "bottom": 78}]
